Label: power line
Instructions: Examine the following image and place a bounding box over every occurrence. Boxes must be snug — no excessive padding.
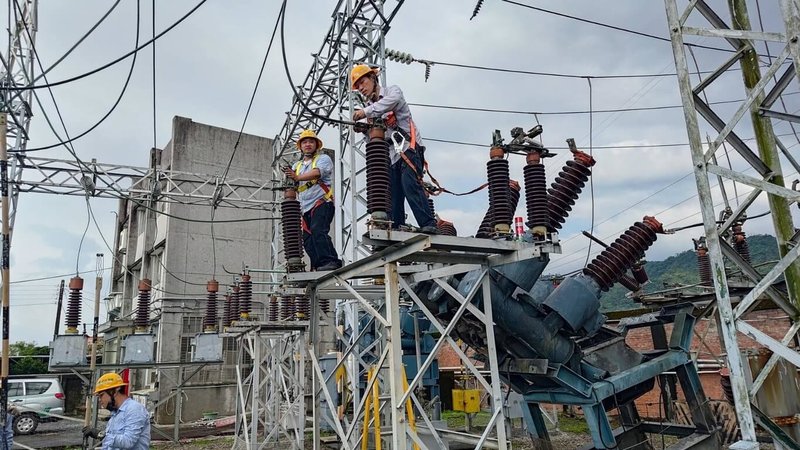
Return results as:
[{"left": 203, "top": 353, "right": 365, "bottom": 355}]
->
[
  {"left": 21, "top": 1, "right": 142, "bottom": 153},
  {"left": 409, "top": 92, "right": 800, "bottom": 116},
  {"left": 498, "top": 0, "right": 771, "bottom": 56},
  {"left": 0, "top": 0, "right": 208, "bottom": 92},
  {"left": 219, "top": 0, "right": 284, "bottom": 187}
]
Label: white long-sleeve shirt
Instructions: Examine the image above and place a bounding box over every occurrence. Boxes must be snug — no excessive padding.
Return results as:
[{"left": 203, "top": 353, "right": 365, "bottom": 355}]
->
[{"left": 362, "top": 85, "right": 424, "bottom": 164}]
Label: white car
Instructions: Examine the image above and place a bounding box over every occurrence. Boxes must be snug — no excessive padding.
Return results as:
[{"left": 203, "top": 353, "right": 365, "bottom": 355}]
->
[{"left": 8, "top": 378, "right": 65, "bottom": 435}]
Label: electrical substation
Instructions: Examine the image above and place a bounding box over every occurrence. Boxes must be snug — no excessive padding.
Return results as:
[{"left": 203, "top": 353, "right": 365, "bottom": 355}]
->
[{"left": 3, "top": 0, "right": 800, "bottom": 449}]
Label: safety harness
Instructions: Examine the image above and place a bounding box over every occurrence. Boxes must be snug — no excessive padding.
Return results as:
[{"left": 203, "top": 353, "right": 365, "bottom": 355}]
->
[
  {"left": 294, "top": 153, "right": 334, "bottom": 234},
  {"left": 389, "top": 118, "right": 488, "bottom": 198}
]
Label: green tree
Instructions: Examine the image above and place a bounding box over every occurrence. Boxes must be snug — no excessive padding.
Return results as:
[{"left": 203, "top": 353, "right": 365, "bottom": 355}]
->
[{"left": 10, "top": 341, "right": 49, "bottom": 375}]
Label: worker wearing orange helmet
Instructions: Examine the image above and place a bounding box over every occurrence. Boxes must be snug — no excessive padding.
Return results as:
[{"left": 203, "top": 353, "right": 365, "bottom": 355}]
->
[
  {"left": 350, "top": 64, "right": 437, "bottom": 234},
  {"left": 283, "top": 130, "right": 342, "bottom": 271},
  {"left": 82, "top": 372, "right": 150, "bottom": 449}
]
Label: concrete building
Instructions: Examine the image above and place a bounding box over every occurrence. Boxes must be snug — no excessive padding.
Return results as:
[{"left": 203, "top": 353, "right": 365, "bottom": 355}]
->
[{"left": 101, "top": 116, "right": 274, "bottom": 424}]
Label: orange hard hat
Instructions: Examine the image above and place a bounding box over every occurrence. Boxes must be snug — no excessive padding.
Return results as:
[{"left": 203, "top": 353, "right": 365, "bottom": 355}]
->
[{"left": 350, "top": 64, "right": 379, "bottom": 89}]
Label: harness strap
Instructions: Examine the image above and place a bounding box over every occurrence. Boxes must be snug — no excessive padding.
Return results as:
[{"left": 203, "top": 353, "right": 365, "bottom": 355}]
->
[{"left": 295, "top": 154, "right": 334, "bottom": 200}]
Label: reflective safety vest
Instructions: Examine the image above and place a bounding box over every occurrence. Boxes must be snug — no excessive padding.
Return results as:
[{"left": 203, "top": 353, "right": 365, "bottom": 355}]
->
[{"left": 294, "top": 154, "right": 333, "bottom": 202}]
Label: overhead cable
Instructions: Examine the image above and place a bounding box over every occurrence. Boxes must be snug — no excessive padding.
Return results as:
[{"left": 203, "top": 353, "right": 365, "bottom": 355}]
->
[{"left": 0, "top": 0, "right": 208, "bottom": 92}]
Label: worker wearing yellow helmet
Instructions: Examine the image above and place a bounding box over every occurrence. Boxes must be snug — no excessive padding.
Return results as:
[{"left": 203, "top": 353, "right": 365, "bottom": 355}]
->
[
  {"left": 350, "top": 64, "right": 437, "bottom": 234},
  {"left": 82, "top": 372, "right": 151, "bottom": 449},
  {"left": 282, "top": 129, "right": 342, "bottom": 271}
]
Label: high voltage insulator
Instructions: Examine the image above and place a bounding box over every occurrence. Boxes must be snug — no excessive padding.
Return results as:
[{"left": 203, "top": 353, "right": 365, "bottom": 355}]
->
[
  {"left": 470, "top": 0, "right": 485, "bottom": 20},
  {"left": 386, "top": 48, "right": 414, "bottom": 65},
  {"left": 319, "top": 297, "right": 331, "bottom": 315},
  {"left": 524, "top": 151, "right": 548, "bottom": 237},
  {"left": 487, "top": 147, "right": 512, "bottom": 235},
  {"left": 584, "top": 217, "right": 664, "bottom": 292},
  {"left": 732, "top": 221, "right": 751, "bottom": 264},
  {"left": 222, "top": 292, "right": 232, "bottom": 329},
  {"left": 269, "top": 297, "right": 279, "bottom": 321},
  {"left": 239, "top": 273, "right": 252, "bottom": 320},
  {"left": 281, "top": 189, "right": 305, "bottom": 272},
  {"left": 135, "top": 279, "right": 152, "bottom": 331},
  {"left": 295, "top": 295, "right": 310, "bottom": 320},
  {"left": 231, "top": 283, "right": 240, "bottom": 324},
  {"left": 204, "top": 280, "right": 219, "bottom": 332},
  {"left": 694, "top": 237, "right": 712, "bottom": 287},
  {"left": 366, "top": 125, "right": 391, "bottom": 225},
  {"left": 476, "top": 180, "right": 520, "bottom": 238},
  {"left": 547, "top": 142, "right": 596, "bottom": 231},
  {"left": 65, "top": 276, "right": 84, "bottom": 334}
]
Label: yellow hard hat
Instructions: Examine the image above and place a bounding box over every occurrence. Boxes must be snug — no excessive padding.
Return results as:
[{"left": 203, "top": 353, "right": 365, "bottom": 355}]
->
[
  {"left": 94, "top": 372, "right": 127, "bottom": 394},
  {"left": 296, "top": 129, "right": 323, "bottom": 150},
  {"left": 350, "top": 64, "right": 379, "bottom": 89}
]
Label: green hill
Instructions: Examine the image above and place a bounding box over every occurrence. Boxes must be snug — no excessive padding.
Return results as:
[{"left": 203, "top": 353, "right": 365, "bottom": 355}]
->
[{"left": 592, "top": 234, "right": 779, "bottom": 311}]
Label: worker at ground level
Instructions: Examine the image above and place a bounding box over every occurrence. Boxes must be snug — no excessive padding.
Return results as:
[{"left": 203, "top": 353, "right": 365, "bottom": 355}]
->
[
  {"left": 350, "top": 64, "right": 437, "bottom": 234},
  {"left": 82, "top": 372, "right": 150, "bottom": 450},
  {"left": 283, "top": 130, "right": 343, "bottom": 271}
]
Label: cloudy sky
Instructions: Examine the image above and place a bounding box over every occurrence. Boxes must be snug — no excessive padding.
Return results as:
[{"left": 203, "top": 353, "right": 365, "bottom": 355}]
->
[{"left": 5, "top": 0, "right": 799, "bottom": 344}]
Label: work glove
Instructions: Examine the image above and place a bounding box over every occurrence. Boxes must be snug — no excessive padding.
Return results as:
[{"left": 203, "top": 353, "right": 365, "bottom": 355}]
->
[{"left": 82, "top": 426, "right": 100, "bottom": 439}]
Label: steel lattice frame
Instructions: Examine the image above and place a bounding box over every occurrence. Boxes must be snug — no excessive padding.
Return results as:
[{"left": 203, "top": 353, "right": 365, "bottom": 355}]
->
[
  {"left": 10, "top": 155, "right": 279, "bottom": 210},
  {"left": 293, "top": 230, "right": 541, "bottom": 450},
  {"left": 1, "top": 0, "right": 37, "bottom": 235},
  {"left": 665, "top": 0, "right": 800, "bottom": 448},
  {"left": 232, "top": 325, "right": 306, "bottom": 450}
]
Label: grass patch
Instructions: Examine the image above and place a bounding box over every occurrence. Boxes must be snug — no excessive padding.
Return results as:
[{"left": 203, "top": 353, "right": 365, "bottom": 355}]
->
[
  {"left": 557, "top": 413, "right": 590, "bottom": 434},
  {"left": 441, "top": 410, "right": 492, "bottom": 429}
]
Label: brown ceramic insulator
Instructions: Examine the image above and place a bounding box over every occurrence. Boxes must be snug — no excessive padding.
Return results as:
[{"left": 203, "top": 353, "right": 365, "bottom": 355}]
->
[
  {"left": 281, "top": 195, "right": 304, "bottom": 271},
  {"left": 238, "top": 274, "right": 252, "bottom": 319},
  {"left": 583, "top": 217, "right": 663, "bottom": 291},
  {"left": 204, "top": 280, "right": 219, "bottom": 332},
  {"left": 618, "top": 274, "right": 641, "bottom": 292},
  {"left": 428, "top": 198, "right": 435, "bottom": 217},
  {"left": 295, "top": 295, "right": 310, "bottom": 320},
  {"left": 631, "top": 264, "right": 649, "bottom": 284},
  {"left": 365, "top": 136, "right": 391, "bottom": 217},
  {"left": 487, "top": 158, "right": 512, "bottom": 232},
  {"left": 319, "top": 298, "right": 331, "bottom": 314},
  {"left": 732, "top": 224, "right": 751, "bottom": 264},
  {"left": 134, "top": 279, "right": 152, "bottom": 330},
  {"left": 230, "top": 284, "right": 240, "bottom": 323},
  {"left": 280, "top": 296, "right": 293, "bottom": 321},
  {"left": 476, "top": 181, "right": 521, "bottom": 238},
  {"left": 547, "top": 149, "right": 596, "bottom": 230},
  {"left": 524, "top": 158, "right": 548, "bottom": 231},
  {"left": 697, "top": 248, "right": 712, "bottom": 286},
  {"left": 222, "top": 293, "right": 232, "bottom": 329},
  {"left": 269, "top": 297, "right": 279, "bottom": 321},
  {"left": 437, "top": 220, "right": 458, "bottom": 236},
  {"left": 65, "top": 276, "right": 84, "bottom": 333}
]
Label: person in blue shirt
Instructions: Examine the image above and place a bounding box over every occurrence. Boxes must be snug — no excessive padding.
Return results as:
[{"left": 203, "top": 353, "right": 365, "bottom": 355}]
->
[
  {"left": 82, "top": 372, "right": 150, "bottom": 450},
  {"left": 283, "top": 129, "right": 342, "bottom": 271},
  {"left": 2, "top": 405, "right": 17, "bottom": 450}
]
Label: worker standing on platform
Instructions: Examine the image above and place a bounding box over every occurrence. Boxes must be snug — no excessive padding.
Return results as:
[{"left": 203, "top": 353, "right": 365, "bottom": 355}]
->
[
  {"left": 350, "top": 64, "right": 437, "bottom": 234},
  {"left": 283, "top": 129, "right": 343, "bottom": 271},
  {"left": 82, "top": 372, "right": 150, "bottom": 450}
]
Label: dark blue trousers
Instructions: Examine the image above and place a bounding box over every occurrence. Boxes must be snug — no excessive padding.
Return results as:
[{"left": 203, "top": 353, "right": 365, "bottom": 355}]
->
[
  {"left": 303, "top": 201, "right": 340, "bottom": 270},
  {"left": 390, "top": 149, "right": 436, "bottom": 229}
]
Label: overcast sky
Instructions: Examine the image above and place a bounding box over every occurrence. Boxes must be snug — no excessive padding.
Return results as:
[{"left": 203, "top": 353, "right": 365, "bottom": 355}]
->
[{"left": 4, "top": 0, "right": 799, "bottom": 345}]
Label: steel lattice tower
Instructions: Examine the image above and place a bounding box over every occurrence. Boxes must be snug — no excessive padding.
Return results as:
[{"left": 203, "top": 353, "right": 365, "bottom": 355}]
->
[
  {"left": 665, "top": 0, "right": 800, "bottom": 448},
  {"left": 1, "top": 0, "right": 37, "bottom": 236}
]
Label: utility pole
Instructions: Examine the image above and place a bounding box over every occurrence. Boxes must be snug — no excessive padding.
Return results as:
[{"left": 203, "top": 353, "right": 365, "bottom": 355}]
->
[
  {"left": 0, "top": 112, "right": 9, "bottom": 447},
  {"left": 52, "top": 279, "right": 65, "bottom": 340},
  {"left": 83, "top": 254, "right": 103, "bottom": 448},
  {"left": 729, "top": 0, "right": 800, "bottom": 309}
]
